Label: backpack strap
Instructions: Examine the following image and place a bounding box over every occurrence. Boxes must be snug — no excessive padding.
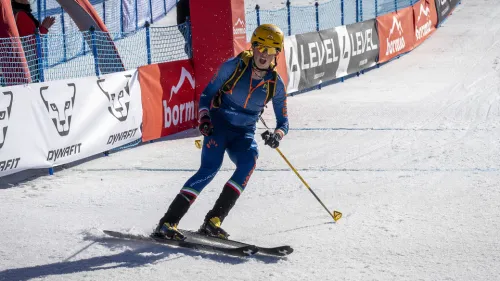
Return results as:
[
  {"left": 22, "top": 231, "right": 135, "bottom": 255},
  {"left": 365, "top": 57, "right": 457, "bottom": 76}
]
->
[
  {"left": 220, "top": 51, "right": 251, "bottom": 94},
  {"left": 264, "top": 70, "right": 278, "bottom": 105}
]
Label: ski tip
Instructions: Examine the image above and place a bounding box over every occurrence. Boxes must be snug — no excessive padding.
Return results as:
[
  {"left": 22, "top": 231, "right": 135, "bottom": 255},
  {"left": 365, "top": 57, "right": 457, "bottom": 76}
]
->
[
  {"left": 275, "top": 246, "right": 293, "bottom": 256},
  {"left": 103, "top": 230, "right": 118, "bottom": 236}
]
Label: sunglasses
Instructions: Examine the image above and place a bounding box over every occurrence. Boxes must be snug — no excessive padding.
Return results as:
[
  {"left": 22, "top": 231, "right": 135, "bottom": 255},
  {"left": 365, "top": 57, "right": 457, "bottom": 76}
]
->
[{"left": 252, "top": 43, "right": 280, "bottom": 55}]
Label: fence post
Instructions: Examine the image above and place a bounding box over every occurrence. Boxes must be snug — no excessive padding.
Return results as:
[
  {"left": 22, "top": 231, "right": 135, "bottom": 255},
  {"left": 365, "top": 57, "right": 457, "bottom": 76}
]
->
[
  {"left": 375, "top": 0, "right": 378, "bottom": 17},
  {"left": 145, "top": 21, "right": 151, "bottom": 64},
  {"left": 256, "top": 5, "right": 260, "bottom": 26},
  {"left": 341, "top": 0, "right": 344, "bottom": 25},
  {"left": 120, "top": 0, "right": 124, "bottom": 34},
  {"left": 360, "top": 0, "right": 363, "bottom": 22},
  {"left": 82, "top": 37, "right": 86, "bottom": 55},
  {"left": 43, "top": 0, "right": 46, "bottom": 18},
  {"left": 103, "top": 0, "right": 106, "bottom": 24},
  {"left": 90, "top": 26, "right": 100, "bottom": 77},
  {"left": 34, "top": 29, "right": 45, "bottom": 83},
  {"left": 394, "top": 0, "right": 397, "bottom": 11},
  {"left": 355, "top": 0, "right": 359, "bottom": 22},
  {"left": 286, "top": 0, "right": 291, "bottom": 36},
  {"left": 149, "top": 0, "right": 153, "bottom": 23},
  {"left": 135, "top": 0, "right": 139, "bottom": 30},
  {"left": 315, "top": 2, "right": 319, "bottom": 31},
  {"left": 37, "top": 0, "right": 42, "bottom": 21},
  {"left": 61, "top": 9, "right": 67, "bottom": 62}
]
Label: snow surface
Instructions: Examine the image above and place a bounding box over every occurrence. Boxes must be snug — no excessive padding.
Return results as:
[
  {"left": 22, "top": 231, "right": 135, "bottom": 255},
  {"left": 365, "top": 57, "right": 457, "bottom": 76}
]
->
[{"left": 2, "top": 1, "right": 500, "bottom": 280}]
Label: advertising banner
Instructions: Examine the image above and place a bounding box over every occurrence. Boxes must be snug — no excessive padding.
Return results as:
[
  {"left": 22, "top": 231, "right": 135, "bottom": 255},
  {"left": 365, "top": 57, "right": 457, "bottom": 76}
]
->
[
  {"left": 435, "top": 0, "right": 460, "bottom": 24},
  {"left": 0, "top": 70, "right": 143, "bottom": 176},
  {"left": 413, "top": 0, "right": 438, "bottom": 47},
  {"left": 344, "top": 19, "right": 379, "bottom": 75},
  {"left": 377, "top": 6, "right": 416, "bottom": 63},
  {"left": 34, "top": 70, "right": 143, "bottom": 167},
  {"left": 285, "top": 29, "right": 340, "bottom": 92},
  {"left": 0, "top": 87, "right": 46, "bottom": 176},
  {"left": 231, "top": 0, "right": 248, "bottom": 55},
  {"left": 284, "top": 20, "right": 378, "bottom": 93},
  {"left": 139, "top": 60, "right": 197, "bottom": 142}
]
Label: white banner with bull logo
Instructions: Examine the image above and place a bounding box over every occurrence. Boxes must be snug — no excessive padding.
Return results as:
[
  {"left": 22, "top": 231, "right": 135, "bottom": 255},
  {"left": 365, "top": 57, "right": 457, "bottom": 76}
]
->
[{"left": 0, "top": 69, "right": 143, "bottom": 177}]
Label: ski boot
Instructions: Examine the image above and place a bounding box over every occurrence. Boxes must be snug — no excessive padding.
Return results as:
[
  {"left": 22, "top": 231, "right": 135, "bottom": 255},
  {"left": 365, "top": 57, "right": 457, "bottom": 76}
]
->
[
  {"left": 153, "top": 222, "right": 186, "bottom": 241},
  {"left": 198, "top": 183, "right": 241, "bottom": 239},
  {"left": 199, "top": 217, "right": 230, "bottom": 239},
  {"left": 154, "top": 192, "right": 195, "bottom": 241}
]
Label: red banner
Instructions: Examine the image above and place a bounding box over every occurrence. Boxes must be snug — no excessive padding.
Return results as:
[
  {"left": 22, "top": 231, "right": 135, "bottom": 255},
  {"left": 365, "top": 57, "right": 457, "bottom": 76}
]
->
[
  {"left": 231, "top": 0, "right": 247, "bottom": 56},
  {"left": 138, "top": 60, "right": 197, "bottom": 142},
  {"left": 413, "top": 0, "right": 438, "bottom": 48},
  {"left": 377, "top": 7, "right": 415, "bottom": 63}
]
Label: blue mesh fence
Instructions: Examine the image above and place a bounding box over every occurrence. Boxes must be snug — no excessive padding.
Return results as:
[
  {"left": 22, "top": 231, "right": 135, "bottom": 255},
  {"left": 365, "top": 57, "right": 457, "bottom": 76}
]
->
[
  {"left": 0, "top": 37, "right": 34, "bottom": 85},
  {"left": 38, "top": 0, "right": 176, "bottom": 32},
  {"left": 247, "top": 7, "right": 289, "bottom": 41},
  {"left": 317, "top": 1, "right": 343, "bottom": 30},
  {"left": 0, "top": 23, "right": 191, "bottom": 86},
  {"left": 150, "top": 22, "right": 191, "bottom": 64},
  {"left": 32, "top": 0, "right": 177, "bottom": 66},
  {"left": 291, "top": 5, "right": 317, "bottom": 34},
  {"left": 1, "top": 0, "right": 420, "bottom": 86},
  {"left": 246, "top": 0, "right": 417, "bottom": 38}
]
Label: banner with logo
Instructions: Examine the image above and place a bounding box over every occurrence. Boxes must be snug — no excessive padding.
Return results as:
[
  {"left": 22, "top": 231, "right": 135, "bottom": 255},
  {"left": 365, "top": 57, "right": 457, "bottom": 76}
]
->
[
  {"left": 435, "top": 0, "right": 460, "bottom": 24},
  {"left": 231, "top": 0, "right": 247, "bottom": 55},
  {"left": 284, "top": 20, "right": 379, "bottom": 93},
  {"left": 377, "top": 6, "right": 416, "bottom": 63},
  {"left": 284, "top": 30, "right": 335, "bottom": 93},
  {"left": 34, "top": 70, "right": 143, "bottom": 167},
  {"left": 139, "top": 60, "right": 197, "bottom": 142},
  {"left": 413, "top": 0, "right": 438, "bottom": 48},
  {"left": 0, "top": 86, "right": 47, "bottom": 176},
  {"left": 0, "top": 70, "right": 143, "bottom": 176},
  {"left": 344, "top": 19, "right": 379, "bottom": 75}
]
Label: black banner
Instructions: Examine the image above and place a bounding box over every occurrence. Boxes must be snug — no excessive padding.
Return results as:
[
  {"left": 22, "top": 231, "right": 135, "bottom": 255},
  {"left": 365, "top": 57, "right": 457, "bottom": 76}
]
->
[
  {"left": 285, "top": 20, "right": 379, "bottom": 92},
  {"left": 345, "top": 19, "right": 379, "bottom": 74},
  {"left": 287, "top": 29, "right": 341, "bottom": 91},
  {"left": 435, "top": 0, "right": 460, "bottom": 24}
]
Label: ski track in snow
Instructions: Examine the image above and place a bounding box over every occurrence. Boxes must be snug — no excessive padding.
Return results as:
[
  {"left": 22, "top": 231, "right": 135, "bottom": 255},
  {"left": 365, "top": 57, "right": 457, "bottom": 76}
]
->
[{"left": 1, "top": 1, "right": 500, "bottom": 281}]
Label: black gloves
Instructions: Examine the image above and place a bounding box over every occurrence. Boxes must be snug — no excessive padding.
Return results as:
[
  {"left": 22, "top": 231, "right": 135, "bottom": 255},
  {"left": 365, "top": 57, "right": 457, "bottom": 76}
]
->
[
  {"left": 261, "top": 130, "right": 282, "bottom": 149},
  {"left": 198, "top": 115, "right": 213, "bottom": 136}
]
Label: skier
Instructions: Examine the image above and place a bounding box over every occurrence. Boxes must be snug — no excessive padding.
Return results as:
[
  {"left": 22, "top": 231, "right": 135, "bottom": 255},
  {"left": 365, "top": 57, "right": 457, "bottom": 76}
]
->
[{"left": 154, "top": 24, "right": 289, "bottom": 241}]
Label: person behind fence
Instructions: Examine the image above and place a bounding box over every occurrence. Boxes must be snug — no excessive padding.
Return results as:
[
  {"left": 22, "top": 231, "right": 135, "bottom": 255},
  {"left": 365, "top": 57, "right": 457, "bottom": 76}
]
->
[
  {"left": 153, "top": 24, "right": 289, "bottom": 241},
  {"left": 12, "top": 0, "right": 55, "bottom": 37},
  {"left": 176, "top": 0, "right": 190, "bottom": 56},
  {"left": 11, "top": 0, "right": 55, "bottom": 82}
]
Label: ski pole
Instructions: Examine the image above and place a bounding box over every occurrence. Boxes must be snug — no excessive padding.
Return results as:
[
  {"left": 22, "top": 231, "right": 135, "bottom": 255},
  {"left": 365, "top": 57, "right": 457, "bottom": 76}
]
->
[
  {"left": 259, "top": 117, "right": 342, "bottom": 222},
  {"left": 274, "top": 147, "right": 342, "bottom": 222}
]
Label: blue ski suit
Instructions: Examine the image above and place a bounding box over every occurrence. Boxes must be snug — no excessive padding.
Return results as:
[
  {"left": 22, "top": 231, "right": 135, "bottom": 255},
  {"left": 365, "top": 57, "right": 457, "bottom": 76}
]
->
[{"left": 180, "top": 55, "right": 289, "bottom": 199}]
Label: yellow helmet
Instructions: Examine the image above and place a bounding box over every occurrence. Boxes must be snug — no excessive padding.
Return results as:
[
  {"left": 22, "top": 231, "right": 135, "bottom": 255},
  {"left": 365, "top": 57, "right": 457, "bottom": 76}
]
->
[{"left": 251, "top": 24, "right": 284, "bottom": 54}]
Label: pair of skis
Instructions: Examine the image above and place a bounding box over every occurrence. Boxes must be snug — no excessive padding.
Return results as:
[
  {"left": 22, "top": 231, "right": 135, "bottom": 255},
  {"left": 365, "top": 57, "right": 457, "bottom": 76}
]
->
[{"left": 103, "top": 229, "right": 293, "bottom": 257}]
